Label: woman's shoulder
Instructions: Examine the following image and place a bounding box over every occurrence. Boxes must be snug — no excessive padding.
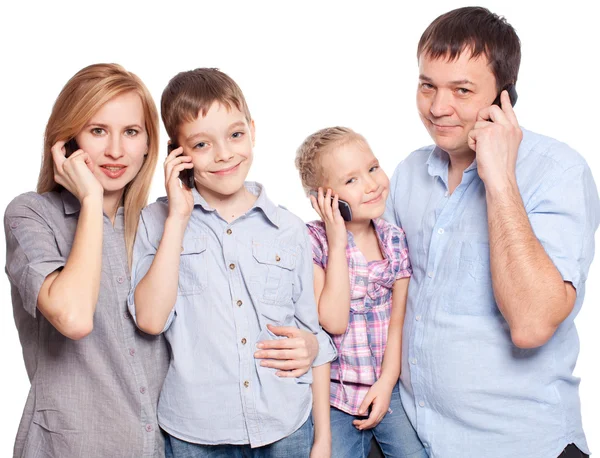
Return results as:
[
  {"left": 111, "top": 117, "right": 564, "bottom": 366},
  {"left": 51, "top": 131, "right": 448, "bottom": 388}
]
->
[{"left": 5, "top": 191, "right": 63, "bottom": 220}]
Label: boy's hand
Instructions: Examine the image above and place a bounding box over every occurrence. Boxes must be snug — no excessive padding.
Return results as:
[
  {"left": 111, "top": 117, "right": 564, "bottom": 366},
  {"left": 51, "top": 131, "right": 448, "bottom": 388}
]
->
[
  {"left": 353, "top": 379, "right": 394, "bottom": 430},
  {"left": 310, "top": 187, "right": 347, "bottom": 251},
  {"left": 310, "top": 438, "right": 331, "bottom": 458},
  {"left": 164, "top": 146, "right": 194, "bottom": 220},
  {"left": 254, "top": 325, "right": 318, "bottom": 377}
]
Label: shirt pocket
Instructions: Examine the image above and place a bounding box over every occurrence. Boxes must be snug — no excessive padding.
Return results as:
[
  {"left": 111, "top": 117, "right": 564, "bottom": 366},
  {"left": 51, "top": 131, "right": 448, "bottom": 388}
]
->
[
  {"left": 443, "top": 240, "right": 498, "bottom": 315},
  {"left": 250, "top": 239, "right": 297, "bottom": 318},
  {"left": 178, "top": 235, "right": 208, "bottom": 296}
]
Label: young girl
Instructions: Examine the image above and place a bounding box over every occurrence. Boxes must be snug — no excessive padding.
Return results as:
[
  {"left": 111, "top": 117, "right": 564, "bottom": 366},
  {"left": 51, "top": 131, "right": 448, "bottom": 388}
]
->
[
  {"left": 295, "top": 127, "right": 427, "bottom": 458},
  {"left": 4, "top": 64, "right": 169, "bottom": 457}
]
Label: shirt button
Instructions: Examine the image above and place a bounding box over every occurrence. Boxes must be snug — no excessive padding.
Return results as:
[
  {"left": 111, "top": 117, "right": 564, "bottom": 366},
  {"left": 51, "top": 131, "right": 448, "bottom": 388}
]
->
[
  {"left": 10, "top": 221, "right": 18, "bottom": 229},
  {"left": 145, "top": 424, "right": 153, "bottom": 432},
  {"left": 419, "top": 401, "right": 425, "bottom": 407},
  {"left": 427, "top": 272, "right": 433, "bottom": 278},
  {"left": 437, "top": 228, "right": 444, "bottom": 234},
  {"left": 123, "top": 311, "right": 130, "bottom": 319},
  {"left": 226, "top": 228, "right": 232, "bottom": 235},
  {"left": 237, "top": 300, "right": 243, "bottom": 307},
  {"left": 275, "top": 255, "right": 281, "bottom": 262},
  {"left": 140, "top": 386, "right": 147, "bottom": 394},
  {"left": 117, "top": 276, "right": 125, "bottom": 284},
  {"left": 241, "top": 338, "right": 247, "bottom": 345},
  {"left": 229, "top": 263, "right": 236, "bottom": 270},
  {"left": 129, "top": 348, "right": 135, "bottom": 356},
  {"left": 444, "top": 191, "right": 449, "bottom": 197},
  {"left": 423, "top": 443, "right": 429, "bottom": 448},
  {"left": 410, "top": 358, "right": 417, "bottom": 365},
  {"left": 244, "top": 380, "right": 250, "bottom": 388},
  {"left": 415, "top": 315, "right": 421, "bottom": 321}
]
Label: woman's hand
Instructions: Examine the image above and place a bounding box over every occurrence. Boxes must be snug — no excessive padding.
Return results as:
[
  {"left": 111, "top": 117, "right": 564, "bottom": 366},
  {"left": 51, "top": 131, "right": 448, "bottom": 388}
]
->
[
  {"left": 310, "top": 187, "right": 347, "bottom": 251},
  {"left": 164, "top": 146, "right": 194, "bottom": 221},
  {"left": 51, "top": 140, "right": 103, "bottom": 203}
]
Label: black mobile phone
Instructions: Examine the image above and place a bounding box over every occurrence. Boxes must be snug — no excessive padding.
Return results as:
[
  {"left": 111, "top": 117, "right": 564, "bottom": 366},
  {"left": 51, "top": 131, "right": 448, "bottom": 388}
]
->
[
  {"left": 64, "top": 138, "right": 79, "bottom": 157},
  {"left": 492, "top": 83, "right": 518, "bottom": 107},
  {"left": 309, "top": 190, "right": 353, "bottom": 222},
  {"left": 168, "top": 142, "right": 195, "bottom": 189}
]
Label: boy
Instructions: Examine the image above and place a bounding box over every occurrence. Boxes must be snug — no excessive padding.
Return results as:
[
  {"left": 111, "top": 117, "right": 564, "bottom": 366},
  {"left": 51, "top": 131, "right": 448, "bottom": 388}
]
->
[{"left": 128, "top": 68, "right": 336, "bottom": 457}]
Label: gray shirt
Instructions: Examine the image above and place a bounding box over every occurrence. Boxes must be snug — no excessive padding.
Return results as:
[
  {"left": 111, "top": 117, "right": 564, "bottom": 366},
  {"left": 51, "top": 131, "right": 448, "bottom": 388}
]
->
[
  {"left": 4, "top": 190, "right": 169, "bottom": 458},
  {"left": 128, "top": 183, "right": 336, "bottom": 448}
]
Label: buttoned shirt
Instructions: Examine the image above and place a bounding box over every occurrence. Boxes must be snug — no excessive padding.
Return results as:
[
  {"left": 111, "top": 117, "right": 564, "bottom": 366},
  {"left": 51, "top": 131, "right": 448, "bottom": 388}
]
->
[
  {"left": 384, "top": 128, "right": 599, "bottom": 457},
  {"left": 4, "top": 190, "right": 169, "bottom": 458},
  {"left": 307, "top": 218, "right": 411, "bottom": 415},
  {"left": 128, "top": 182, "right": 337, "bottom": 448}
]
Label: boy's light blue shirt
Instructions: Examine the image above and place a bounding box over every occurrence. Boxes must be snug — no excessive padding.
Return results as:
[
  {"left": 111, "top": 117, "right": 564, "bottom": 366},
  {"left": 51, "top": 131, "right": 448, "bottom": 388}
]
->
[
  {"left": 128, "top": 182, "right": 336, "bottom": 448},
  {"left": 385, "top": 128, "right": 599, "bottom": 458}
]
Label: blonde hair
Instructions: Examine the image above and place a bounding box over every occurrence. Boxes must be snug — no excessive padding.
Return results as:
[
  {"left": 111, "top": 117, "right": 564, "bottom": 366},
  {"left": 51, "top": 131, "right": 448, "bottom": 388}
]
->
[
  {"left": 161, "top": 68, "right": 251, "bottom": 142},
  {"left": 295, "top": 126, "right": 366, "bottom": 194},
  {"left": 38, "top": 63, "right": 159, "bottom": 267}
]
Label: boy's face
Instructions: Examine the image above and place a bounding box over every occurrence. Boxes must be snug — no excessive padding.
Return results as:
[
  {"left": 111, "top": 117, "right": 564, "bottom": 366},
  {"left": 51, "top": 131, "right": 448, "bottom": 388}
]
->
[
  {"left": 417, "top": 50, "right": 498, "bottom": 158},
  {"left": 320, "top": 140, "right": 389, "bottom": 222},
  {"left": 177, "top": 102, "right": 255, "bottom": 199}
]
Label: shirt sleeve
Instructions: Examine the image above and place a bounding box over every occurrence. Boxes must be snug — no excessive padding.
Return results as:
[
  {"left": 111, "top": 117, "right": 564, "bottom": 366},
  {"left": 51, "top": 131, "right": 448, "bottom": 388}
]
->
[
  {"left": 389, "top": 224, "right": 412, "bottom": 280},
  {"left": 293, "top": 226, "right": 337, "bottom": 369},
  {"left": 306, "top": 222, "right": 327, "bottom": 268},
  {"left": 127, "top": 206, "right": 176, "bottom": 332},
  {"left": 4, "top": 193, "right": 66, "bottom": 318},
  {"left": 526, "top": 163, "right": 600, "bottom": 291}
]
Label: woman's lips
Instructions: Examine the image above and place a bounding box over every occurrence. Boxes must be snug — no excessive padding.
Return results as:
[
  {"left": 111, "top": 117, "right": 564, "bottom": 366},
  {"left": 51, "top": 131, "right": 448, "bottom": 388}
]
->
[{"left": 100, "top": 165, "right": 127, "bottom": 179}]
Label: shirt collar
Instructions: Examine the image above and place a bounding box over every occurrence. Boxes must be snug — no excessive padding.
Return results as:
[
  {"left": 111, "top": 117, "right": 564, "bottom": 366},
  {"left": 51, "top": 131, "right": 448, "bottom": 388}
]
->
[
  {"left": 190, "top": 181, "right": 280, "bottom": 228},
  {"left": 61, "top": 189, "right": 81, "bottom": 215},
  {"left": 426, "top": 146, "right": 478, "bottom": 177}
]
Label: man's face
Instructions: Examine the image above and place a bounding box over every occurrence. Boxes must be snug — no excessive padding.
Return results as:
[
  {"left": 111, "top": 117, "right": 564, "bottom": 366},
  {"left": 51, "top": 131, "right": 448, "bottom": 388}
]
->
[{"left": 417, "top": 50, "right": 498, "bottom": 158}]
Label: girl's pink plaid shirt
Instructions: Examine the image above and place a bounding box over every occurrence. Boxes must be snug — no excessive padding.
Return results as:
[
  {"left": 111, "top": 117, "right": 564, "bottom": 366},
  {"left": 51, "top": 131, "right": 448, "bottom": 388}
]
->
[{"left": 307, "top": 218, "right": 412, "bottom": 415}]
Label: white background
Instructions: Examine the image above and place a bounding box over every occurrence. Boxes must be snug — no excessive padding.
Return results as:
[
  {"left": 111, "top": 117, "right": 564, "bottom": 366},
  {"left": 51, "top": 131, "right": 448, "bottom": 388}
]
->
[{"left": 0, "top": 0, "right": 598, "bottom": 454}]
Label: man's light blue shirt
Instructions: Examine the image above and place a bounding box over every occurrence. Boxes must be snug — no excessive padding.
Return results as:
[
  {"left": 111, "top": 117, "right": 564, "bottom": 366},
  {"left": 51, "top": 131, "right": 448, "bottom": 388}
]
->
[
  {"left": 385, "top": 129, "right": 599, "bottom": 458},
  {"left": 128, "top": 182, "right": 336, "bottom": 448}
]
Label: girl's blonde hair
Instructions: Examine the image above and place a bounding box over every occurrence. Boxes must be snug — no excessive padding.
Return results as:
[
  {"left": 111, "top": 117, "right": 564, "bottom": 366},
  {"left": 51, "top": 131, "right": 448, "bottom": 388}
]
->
[
  {"left": 295, "top": 126, "right": 366, "bottom": 194},
  {"left": 38, "top": 63, "right": 159, "bottom": 267}
]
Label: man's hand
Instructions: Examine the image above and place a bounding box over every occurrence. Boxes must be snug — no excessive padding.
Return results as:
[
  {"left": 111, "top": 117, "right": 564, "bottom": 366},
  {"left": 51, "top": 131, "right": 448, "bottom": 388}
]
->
[
  {"left": 254, "top": 325, "right": 318, "bottom": 377},
  {"left": 468, "top": 90, "right": 523, "bottom": 192}
]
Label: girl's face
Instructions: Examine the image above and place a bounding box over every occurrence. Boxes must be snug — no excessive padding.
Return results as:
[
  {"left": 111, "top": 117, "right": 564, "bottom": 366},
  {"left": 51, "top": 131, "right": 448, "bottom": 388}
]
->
[
  {"left": 320, "top": 140, "right": 389, "bottom": 222},
  {"left": 73, "top": 91, "right": 148, "bottom": 197}
]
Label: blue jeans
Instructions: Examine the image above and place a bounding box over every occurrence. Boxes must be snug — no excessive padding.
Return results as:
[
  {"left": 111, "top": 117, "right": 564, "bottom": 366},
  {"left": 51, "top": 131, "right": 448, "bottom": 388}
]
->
[
  {"left": 164, "top": 416, "right": 314, "bottom": 458},
  {"left": 330, "top": 383, "right": 427, "bottom": 458}
]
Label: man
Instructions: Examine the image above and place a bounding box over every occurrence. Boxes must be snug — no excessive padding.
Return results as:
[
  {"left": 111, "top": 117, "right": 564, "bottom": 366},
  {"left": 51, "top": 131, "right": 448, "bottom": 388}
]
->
[{"left": 385, "top": 7, "right": 599, "bottom": 458}]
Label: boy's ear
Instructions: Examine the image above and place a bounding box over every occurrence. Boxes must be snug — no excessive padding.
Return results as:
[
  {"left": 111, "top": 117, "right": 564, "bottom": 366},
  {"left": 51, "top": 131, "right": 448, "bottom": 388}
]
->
[{"left": 250, "top": 119, "right": 256, "bottom": 147}]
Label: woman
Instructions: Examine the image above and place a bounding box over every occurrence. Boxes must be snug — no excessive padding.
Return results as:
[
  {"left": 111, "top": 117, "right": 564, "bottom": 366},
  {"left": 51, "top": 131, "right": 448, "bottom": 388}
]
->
[{"left": 5, "top": 63, "right": 169, "bottom": 458}]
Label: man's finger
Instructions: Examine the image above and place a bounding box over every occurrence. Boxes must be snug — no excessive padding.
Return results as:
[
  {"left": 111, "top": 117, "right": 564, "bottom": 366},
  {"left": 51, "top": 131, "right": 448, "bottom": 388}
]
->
[{"left": 265, "top": 324, "right": 301, "bottom": 339}]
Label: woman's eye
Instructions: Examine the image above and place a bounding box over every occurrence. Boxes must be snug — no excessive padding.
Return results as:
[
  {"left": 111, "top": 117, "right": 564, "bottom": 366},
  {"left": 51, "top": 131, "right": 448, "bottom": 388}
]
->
[
  {"left": 231, "top": 131, "right": 244, "bottom": 139},
  {"left": 125, "top": 129, "right": 138, "bottom": 136},
  {"left": 91, "top": 128, "right": 105, "bottom": 135}
]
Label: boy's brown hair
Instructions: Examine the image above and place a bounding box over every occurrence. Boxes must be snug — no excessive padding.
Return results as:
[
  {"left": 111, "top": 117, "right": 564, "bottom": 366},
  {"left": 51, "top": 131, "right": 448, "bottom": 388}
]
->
[
  {"left": 161, "top": 68, "right": 251, "bottom": 141},
  {"left": 417, "top": 6, "right": 521, "bottom": 92},
  {"left": 295, "top": 126, "right": 367, "bottom": 195}
]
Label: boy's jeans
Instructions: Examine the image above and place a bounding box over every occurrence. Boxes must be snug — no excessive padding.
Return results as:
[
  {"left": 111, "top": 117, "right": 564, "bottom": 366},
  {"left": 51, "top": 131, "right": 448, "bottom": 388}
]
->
[
  {"left": 330, "top": 382, "right": 427, "bottom": 458},
  {"left": 164, "top": 416, "right": 313, "bottom": 458}
]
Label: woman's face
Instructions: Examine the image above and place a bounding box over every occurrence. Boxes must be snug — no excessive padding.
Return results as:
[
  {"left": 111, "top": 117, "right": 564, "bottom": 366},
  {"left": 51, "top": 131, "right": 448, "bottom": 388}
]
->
[{"left": 74, "top": 91, "right": 148, "bottom": 197}]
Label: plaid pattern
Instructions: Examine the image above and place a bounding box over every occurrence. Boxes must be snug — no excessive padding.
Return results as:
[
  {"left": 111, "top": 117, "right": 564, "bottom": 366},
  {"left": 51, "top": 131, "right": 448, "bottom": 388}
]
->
[{"left": 307, "top": 218, "right": 411, "bottom": 415}]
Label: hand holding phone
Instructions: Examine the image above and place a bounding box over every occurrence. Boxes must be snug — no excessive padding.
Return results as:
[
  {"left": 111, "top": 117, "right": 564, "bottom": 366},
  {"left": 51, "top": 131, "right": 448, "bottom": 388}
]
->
[
  {"left": 309, "top": 188, "right": 349, "bottom": 251},
  {"left": 492, "top": 83, "right": 518, "bottom": 107},
  {"left": 64, "top": 138, "right": 80, "bottom": 158},
  {"left": 167, "top": 142, "right": 195, "bottom": 189},
  {"left": 309, "top": 190, "right": 352, "bottom": 222}
]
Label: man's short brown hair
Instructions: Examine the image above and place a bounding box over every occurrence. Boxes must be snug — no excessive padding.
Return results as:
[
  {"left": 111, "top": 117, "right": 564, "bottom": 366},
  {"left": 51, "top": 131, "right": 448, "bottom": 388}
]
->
[
  {"left": 161, "top": 68, "right": 251, "bottom": 141},
  {"left": 417, "top": 7, "right": 521, "bottom": 92}
]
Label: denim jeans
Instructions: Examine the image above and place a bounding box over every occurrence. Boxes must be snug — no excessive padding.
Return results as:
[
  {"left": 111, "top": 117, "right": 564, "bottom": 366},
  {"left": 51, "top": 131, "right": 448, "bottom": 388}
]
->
[
  {"left": 330, "top": 382, "right": 427, "bottom": 458},
  {"left": 164, "top": 416, "right": 314, "bottom": 458}
]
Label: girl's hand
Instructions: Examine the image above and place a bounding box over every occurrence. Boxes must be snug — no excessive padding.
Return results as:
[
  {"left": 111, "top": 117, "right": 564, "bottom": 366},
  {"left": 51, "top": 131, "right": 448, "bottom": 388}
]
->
[
  {"left": 164, "top": 146, "right": 194, "bottom": 221},
  {"left": 310, "top": 187, "right": 347, "bottom": 251},
  {"left": 353, "top": 379, "right": 394, "bottom": 430},
  {"left": 310, "top": 438, "right": 331, "bottom": 458},
  {"left": 51, "top": 140, "right": 103, "bottom": 203}
]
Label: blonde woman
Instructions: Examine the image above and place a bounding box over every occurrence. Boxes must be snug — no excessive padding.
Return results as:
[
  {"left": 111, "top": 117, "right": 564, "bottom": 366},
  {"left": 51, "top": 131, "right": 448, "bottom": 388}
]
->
[{"left": 4, "top": 64, "right": 169, "bottom": 458}]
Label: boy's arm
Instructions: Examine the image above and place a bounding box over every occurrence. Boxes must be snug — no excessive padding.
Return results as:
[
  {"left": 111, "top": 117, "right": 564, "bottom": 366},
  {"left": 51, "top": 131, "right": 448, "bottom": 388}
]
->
[
  {"left": 310, "top": 363, "right": 331, "bottom": 458},
  {"left": 354, "top": 277, "right": 408, "bottom": 430}
]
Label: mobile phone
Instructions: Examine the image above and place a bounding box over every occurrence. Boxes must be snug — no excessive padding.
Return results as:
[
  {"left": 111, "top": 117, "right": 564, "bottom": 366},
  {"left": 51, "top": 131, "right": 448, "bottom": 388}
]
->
[
  {"left": 309, "top": 190, "right": 352, "bottom": 222},
  {"left": 167, "top": 142, "right": 195, "bottom": 189},
  {"left": 492, "top": 83, "right": 518, "bottom": 107},
  {"left": 64, "top": 138, "right": 79, "bottom": 158}
]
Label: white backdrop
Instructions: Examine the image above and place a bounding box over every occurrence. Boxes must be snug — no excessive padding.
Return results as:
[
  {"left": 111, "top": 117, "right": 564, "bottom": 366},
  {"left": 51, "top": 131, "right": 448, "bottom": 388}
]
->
[{"left": 0, "top": 0, "right": 598, "bottom": 454}]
